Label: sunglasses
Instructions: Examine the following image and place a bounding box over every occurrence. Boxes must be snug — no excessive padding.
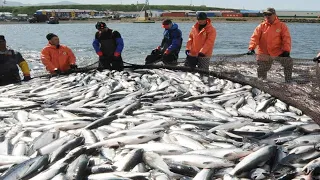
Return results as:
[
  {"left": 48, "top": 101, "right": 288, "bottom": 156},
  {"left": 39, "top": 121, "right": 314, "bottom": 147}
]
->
[
  {"left": 263, "top": 13, "right": 273, "bottom": 17},
  {"left": 162, "top": 24, "right": 171, "bottom": 29}
]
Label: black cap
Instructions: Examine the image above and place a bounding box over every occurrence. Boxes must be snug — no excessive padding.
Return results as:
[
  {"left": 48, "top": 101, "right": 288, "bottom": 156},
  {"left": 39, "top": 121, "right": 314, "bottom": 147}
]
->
[
  {"left": 197, "top": 12, "right": 207, "bottom": 20},
  {"left": 95, "top": 22, "right": 107, "bottom": 30},
  {"left": 46, "top": 33, "right": 58, "bottom": 40},
  {"left": 162, "top": 19, "right": 172, "bottom": 25},
  {"left": 0, "top": 35, "right": 5, "bottom": 42}
]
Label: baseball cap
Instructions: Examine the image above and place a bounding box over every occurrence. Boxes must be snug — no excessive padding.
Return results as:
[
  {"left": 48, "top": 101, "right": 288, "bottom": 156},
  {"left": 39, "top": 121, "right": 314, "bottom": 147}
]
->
[{"left": 263, "top": 7, "right": 276, "bottom": 14}]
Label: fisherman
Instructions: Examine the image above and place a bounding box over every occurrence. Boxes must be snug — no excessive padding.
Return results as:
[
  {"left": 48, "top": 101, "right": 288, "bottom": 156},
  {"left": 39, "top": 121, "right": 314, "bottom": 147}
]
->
[
  {"left": 41, "top": 33, "right": 77, "bottom": 75},
  {"left": 246, "top": 7, "right": 293, "bottom": 83},
  {"left": 185, "top": 12, "right": 216, "bottom": 70},
  {"left": 93, "top": 21, "right": 124, "bottom": 71},
  {"left": 313, "top": 52, "right": 320, "bottom": 62},
  {"left": 0, "top": 35, "right": 31, "bottom": 86},
  {"left": 145, "top": 19, "right": 182, "bottom": 66}
]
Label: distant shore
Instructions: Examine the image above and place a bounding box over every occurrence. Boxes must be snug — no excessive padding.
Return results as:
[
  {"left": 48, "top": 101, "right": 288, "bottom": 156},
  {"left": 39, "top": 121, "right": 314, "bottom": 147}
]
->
[{"left": 1, "top": 17, "right": 320, "bottom": 24}]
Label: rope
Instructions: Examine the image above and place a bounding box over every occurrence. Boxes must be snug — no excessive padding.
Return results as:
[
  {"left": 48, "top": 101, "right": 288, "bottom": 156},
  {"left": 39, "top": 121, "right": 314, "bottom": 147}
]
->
[{"left": 31, "top": 54, "right": 314, "bottom": 79}]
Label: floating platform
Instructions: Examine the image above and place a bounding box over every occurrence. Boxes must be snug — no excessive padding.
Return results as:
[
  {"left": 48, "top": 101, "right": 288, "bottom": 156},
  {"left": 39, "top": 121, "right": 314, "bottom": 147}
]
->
[
  {"left": 133, "top": 20, "right": 155, "bottom": 23},
  {"left": 133, "top": 16, "right": 155, "bottom": 23}
]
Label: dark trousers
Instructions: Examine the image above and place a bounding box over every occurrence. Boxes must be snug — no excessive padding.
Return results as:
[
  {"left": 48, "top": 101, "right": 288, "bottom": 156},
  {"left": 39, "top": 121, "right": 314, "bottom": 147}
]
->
[
  {"left": 184, "top": 56, "right": 210, "bottom": 70},
  {"left": 184, "top": 56, "right": 198, "bottom": 69},
  {"left": 99, "top": 56, "right": 124, "bottom": 71},
  {"left": 145, "top": 53, "right": 178, "bottom": 65},
  {"left": 256, "top": 56, "right": 293, "bottom": 81},
  {"left": 0, "top": 73, "right": 21, "bottom": 86}
]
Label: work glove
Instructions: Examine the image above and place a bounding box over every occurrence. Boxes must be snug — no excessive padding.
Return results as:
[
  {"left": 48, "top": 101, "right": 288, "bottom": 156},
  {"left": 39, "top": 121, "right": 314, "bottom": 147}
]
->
[
  {"left": 279, "top": 51, "right": 290, "bottom": 57},
  {"left": 114, "top": 52, "right": 121, "bottom": 57},
  {"left": 151, "top": 46, "right": 161, "bottom": 55},
  {"left": 313, "top": 56, "right": 320, "bottom": 62},
  {"left": 198, "top": 52, "right": 206, "bottom": 57},
  {"left": 97, "top": 51, "right": 103, "bottom": 57},
  {"left": 185, "top": 50, "right": 190, "bottom": 56},
  {"left": 23, "top": 75, "right": 31, "bottom": 81},
  {"left": 70, "top": 64, "right": 78, "bottom": 70},
  {"left": 246, "top": 50, "right": 255, "bottom": 55},
  {"left": 54, "top": 68, "right": 61, "bottom": 75},
  {"left": 164, "top": 49, "right": 170, "bottom": 55}
]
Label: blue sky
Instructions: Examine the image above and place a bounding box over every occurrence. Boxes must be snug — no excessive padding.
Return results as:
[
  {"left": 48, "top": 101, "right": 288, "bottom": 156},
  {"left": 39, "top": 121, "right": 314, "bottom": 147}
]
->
[{"left": 8, "top": 0, "right": 320, "bottom": 11}]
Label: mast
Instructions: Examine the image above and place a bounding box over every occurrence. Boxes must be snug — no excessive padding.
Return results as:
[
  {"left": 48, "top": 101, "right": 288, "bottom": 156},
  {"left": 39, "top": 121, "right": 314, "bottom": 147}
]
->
[{"left": 139, "top": 0, "right": 152, "bottom": 17}]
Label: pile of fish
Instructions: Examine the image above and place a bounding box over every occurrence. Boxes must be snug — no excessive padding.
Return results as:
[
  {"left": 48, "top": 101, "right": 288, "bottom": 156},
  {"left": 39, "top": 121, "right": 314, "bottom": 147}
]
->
[{"left": 0, "top": 68, "right": 319, "bottom": 180}]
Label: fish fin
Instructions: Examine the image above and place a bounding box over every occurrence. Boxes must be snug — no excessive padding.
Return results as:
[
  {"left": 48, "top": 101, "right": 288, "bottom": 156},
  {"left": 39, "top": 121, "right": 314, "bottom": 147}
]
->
[
  {"left": 243, "top": 136, "right": 260, "bottom": 144},
  {"left": 168, "top": 150, "right": 178, "bottom": 153},
  {"left": 117, "top": 141, "right": 126, "bottom": 147},
  {"left": 137, "top": 135, "right": 146, "bottom": 139},
  {"left": 203, "top": 161, "right": 212, "bottom": 165}
]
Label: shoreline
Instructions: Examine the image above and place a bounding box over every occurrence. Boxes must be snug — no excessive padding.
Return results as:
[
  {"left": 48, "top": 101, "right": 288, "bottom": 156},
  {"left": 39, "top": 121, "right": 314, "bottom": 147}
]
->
[{"left": 1, "top": 17, "right": 320, "bottom": 24}]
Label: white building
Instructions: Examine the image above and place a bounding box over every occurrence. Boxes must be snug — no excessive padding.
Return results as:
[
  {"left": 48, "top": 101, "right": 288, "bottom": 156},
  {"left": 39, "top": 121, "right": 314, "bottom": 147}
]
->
[
  {"left": 17, "top": 14, "right": 28, "bottom": 17},
  {"left": 0, "top": 12, "right": 12, "bottom": 18}
]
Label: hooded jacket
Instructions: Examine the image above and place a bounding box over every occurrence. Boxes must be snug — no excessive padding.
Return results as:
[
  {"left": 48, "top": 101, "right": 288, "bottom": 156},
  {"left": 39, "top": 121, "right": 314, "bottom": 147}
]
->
[
  {"left": 41, "top": 44, "right": 76, "bottom": 74},
  {"left": 186, "top": 18, "right": 216, "bottom": 57},
  {"left": 249, "top": 17, "right": 291, "bottom": 57},
  {"left": 160, "top": 23, "right": 183, "bottom": 56}
]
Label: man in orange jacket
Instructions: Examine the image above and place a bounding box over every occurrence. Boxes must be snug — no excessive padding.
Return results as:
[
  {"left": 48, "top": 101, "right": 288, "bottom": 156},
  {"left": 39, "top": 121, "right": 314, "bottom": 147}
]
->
[
  {"left": 0, "top": 35, "right": 31, "bottom": 86},
  {"left": 41, "top": 33, "right": 77, "bottom": 75},
  {"left": 247, "top": 8, "right": 293, "bottom": 83},
  {"left": 185, "top": 12, "right": 216, "bottom": 70}
]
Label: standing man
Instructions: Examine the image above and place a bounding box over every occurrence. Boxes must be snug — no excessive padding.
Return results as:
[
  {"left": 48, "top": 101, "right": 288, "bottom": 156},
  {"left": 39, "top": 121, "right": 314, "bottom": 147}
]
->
[
  {"left": 0, "top": 35, "right": 31, "bottom": 86},
  {"left": 247, "top": 8, "right": 293, "bottom": 83},
  {"left": 145, "top": 19, "right": 182, "bottom": 65},
  {"left": 41, "top": 33, "right": 77, "bottom": 75},
  {"left": 93, "top": 22, "right": 124, "bottom": 71},
  {"left": 185, "top": 12, "right": 216, "bottom": 70}
]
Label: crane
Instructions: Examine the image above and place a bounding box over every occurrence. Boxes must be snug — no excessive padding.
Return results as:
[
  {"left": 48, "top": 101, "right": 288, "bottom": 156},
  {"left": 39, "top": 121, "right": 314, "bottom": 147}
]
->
[
  {"left": 2, "top": 0, "right": 6, "bottom": 8},
  {"left": 139, "top": 0, "right": 152, "bottom": 18}
]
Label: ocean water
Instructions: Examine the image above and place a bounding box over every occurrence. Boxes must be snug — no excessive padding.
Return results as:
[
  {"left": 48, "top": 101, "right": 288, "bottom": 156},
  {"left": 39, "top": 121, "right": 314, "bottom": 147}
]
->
[{"left": 0, "top": 22, "right": 319, "bottom": 73}]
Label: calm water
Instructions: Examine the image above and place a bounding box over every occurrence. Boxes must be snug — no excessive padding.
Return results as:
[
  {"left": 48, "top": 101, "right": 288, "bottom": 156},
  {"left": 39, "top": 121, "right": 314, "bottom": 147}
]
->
[{"left": 0, "top": 22, "right": 319, "bottom": 71}]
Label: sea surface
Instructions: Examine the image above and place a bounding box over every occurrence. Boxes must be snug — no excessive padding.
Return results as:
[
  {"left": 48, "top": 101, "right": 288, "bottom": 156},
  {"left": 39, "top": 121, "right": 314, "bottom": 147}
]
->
[{"left": 0, "top": 22, "right": 319, "bottom": 73}]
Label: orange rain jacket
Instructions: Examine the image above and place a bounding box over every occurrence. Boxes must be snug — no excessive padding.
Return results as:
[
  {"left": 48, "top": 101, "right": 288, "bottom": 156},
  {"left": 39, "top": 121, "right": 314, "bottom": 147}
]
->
[
  {"left": 41, "top": 44, "right": 76, "bottom": 74},
  {"left": 249, "top": 17, "right": 291, "bottom": 57},
  {"left": 186, "top": 18, "right": 216, "bottom": 57}
]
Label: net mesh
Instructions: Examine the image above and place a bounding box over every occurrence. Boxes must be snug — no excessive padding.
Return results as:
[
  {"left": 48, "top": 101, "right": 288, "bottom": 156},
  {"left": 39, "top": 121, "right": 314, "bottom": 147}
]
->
[{"left": 30, "top": 54, "right": 313, "bottom": 79}]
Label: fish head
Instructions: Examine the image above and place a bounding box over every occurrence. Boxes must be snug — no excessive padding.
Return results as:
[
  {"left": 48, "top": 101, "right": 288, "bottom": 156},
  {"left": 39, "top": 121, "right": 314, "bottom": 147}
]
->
[
  {"left": 302, "top": 159, "right": 320, "bottom": 175},
  {"left": 273, "top": 165, "right": 296, "bottom": 178},
  {"left": 250, "top": 168, "right": 268, "bottom": 180}
]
